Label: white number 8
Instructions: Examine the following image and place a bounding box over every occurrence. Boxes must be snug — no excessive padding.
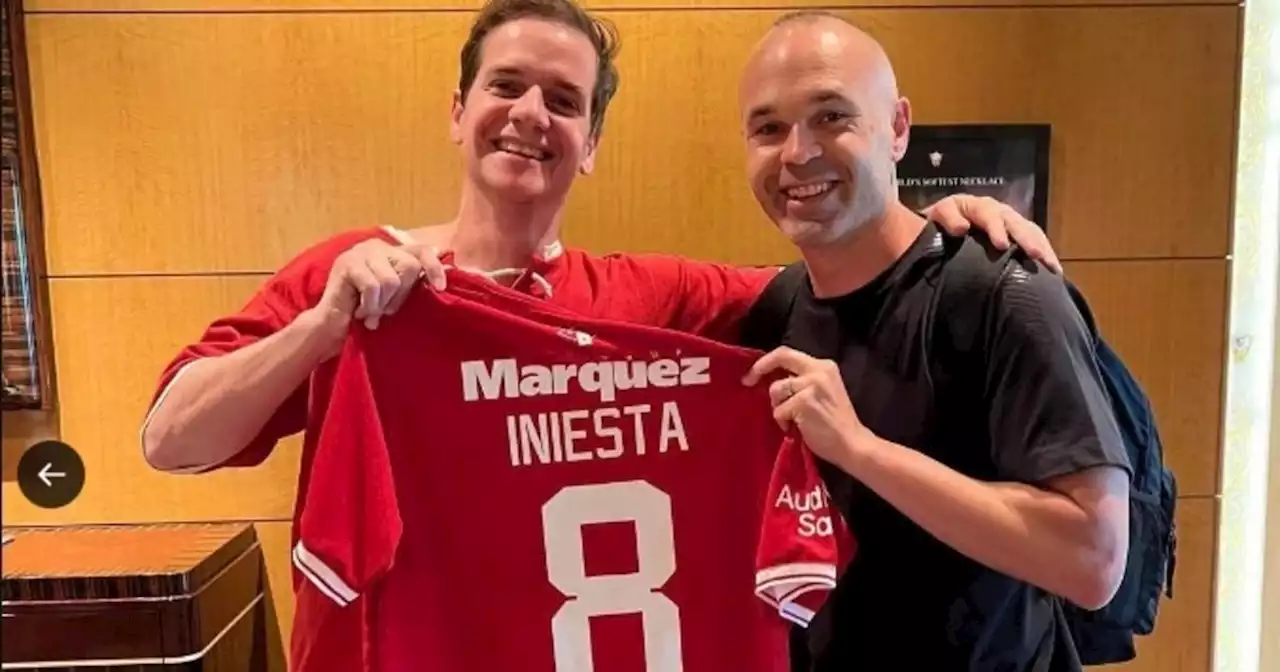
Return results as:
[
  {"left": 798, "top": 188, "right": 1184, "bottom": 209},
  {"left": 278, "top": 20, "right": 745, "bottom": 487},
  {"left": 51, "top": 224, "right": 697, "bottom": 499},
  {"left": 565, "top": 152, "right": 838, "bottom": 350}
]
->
[{"left": 542, "top": 480, "right": 683, "bottom": 672}]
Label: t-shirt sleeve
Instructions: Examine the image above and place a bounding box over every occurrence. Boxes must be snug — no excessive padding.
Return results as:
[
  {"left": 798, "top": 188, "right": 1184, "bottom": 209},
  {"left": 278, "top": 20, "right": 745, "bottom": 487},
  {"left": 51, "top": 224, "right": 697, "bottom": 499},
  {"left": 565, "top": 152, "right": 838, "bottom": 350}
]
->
[
  {"left": 983, "top": 261, "right": 1132, "bottom": 484},
  {"left": 141, "top": 279, "right": 309, "bottom": 473},
  {"left": 292, "top": 330, "right": 402, "bottom": 607},
  {"left": 623, "top": 255, "right": 780, "bottom": 343},
  {"left": 140, "top": 227, "right": 392, "bottom": 473}
]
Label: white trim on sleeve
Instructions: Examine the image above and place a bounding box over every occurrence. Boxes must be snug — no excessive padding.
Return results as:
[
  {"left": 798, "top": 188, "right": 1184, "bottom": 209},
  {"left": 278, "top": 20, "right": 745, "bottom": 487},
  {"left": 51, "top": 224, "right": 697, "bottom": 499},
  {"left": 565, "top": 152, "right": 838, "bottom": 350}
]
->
[
  {"left": 293, "top": 541, "right": 359, "bottom": 607},
  {"left": 754, "top": 561, "right": 838, "bottom": 628},
  {"left": 138, "top": 359, "right": 234, "bottom": 474}
]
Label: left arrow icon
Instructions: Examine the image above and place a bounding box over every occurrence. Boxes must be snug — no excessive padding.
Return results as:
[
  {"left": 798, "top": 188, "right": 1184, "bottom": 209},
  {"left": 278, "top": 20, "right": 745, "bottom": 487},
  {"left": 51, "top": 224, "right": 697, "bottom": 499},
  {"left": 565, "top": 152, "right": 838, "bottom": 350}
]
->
[
  {"left": 37, "top": 463, "right": 66, "bottom": 487},
  {"left": 18, "top": 441, "right": 85, "bottom": 509}
]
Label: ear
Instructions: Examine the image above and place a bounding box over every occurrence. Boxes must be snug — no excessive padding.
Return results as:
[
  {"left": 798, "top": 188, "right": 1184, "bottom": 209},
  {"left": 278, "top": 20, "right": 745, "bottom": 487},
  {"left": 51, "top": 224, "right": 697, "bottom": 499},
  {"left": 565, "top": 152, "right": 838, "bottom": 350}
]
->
[
  {"left": 450, "top": 89, "right": 465, "bottom": 146},
  {"left": 890, "top": 97, "right": 912, "bottom": 162},
  {"left": 578, "top": 135, "right": 598, "bottom": 176}
]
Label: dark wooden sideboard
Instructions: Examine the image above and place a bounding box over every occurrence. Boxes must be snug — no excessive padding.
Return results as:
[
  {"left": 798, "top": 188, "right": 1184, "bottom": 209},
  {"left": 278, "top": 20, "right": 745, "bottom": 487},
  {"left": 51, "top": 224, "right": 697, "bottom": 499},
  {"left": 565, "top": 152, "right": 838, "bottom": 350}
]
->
[{"left": 1, "top": 523, "right": 275, "bottom": 671}]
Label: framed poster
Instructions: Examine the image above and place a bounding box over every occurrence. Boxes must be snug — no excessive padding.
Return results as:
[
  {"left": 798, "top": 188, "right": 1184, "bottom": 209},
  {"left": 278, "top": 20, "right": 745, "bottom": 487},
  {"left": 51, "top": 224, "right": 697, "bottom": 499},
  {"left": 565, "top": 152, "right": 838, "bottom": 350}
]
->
[
  {"left": 897, "top": 124, "right": 1051, "bottom": 231},
  {"left": 2, "top": 0, "right": 55, "bottom": 411}
]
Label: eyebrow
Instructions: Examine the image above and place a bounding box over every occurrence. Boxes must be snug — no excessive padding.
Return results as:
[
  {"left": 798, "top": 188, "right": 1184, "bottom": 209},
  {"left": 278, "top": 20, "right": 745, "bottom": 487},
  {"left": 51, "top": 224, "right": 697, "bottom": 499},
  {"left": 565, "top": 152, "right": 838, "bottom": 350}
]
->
[
  {"left": 746, "top": 89, "right": 853, "bottom": 124},
  {"left": 489, "top": 66, "right": 587, "bottom": 100}
]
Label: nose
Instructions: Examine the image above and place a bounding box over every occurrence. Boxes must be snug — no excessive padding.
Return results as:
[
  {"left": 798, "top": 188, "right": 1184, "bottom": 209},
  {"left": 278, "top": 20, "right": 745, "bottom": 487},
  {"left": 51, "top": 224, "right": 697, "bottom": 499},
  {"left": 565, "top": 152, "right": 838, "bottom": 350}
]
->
[
  {"left": 510, "top": 87, "right": 551, "bottom": 132},
  {"left": 781, "top": 124, "right": 822, "bottom": 166}
]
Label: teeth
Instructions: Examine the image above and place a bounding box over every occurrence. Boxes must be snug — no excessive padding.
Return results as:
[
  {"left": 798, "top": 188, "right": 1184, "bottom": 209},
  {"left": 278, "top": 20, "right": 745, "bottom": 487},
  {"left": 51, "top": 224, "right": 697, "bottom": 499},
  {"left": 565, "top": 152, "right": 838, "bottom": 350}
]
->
[
  {"left": 784, "top": 182, "right": 833, "bottom": 199},
  {"left": 496, "top": 140, "right": 550, "bottom": 161}
]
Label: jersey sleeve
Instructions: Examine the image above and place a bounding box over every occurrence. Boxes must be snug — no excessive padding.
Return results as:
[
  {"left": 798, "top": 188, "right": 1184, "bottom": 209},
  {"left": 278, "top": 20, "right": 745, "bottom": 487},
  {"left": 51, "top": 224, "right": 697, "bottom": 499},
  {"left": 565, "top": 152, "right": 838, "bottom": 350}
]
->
[
  {"left": 289, "top": 575, "right": 366, "bottom": 672},
  {"left": 983, "top": 261, "right": 1132, "bottom": 484},
  {"left": 292, "top": 329, "right": 403, "bottom": 608},
  {"left": 140, "top": 227, "right": 394, "bottom": 473},
  {"left": 609, "top": 254, "right": 780, "bottom": 344},
  {"left": 754, "top": 434, "right": 855, "bottom": 628}
]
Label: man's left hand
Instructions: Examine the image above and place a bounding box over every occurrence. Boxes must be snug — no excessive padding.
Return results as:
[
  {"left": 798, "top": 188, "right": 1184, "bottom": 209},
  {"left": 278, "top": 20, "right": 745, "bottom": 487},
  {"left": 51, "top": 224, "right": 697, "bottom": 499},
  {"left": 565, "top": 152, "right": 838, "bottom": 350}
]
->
[
  {"left": 925, "top": 194, "right": 1062, "bottom": 274},
  {"left": 743, "top": 346, "right": 871, "bottom": 471}
]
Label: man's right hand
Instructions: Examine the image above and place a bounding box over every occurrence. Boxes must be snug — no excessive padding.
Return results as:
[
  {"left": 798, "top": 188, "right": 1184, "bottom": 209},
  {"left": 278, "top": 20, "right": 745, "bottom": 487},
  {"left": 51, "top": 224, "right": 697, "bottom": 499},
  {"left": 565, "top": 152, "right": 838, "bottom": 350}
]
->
[{"left": 312, "top": 238, "right": 448, "bottom": 343}]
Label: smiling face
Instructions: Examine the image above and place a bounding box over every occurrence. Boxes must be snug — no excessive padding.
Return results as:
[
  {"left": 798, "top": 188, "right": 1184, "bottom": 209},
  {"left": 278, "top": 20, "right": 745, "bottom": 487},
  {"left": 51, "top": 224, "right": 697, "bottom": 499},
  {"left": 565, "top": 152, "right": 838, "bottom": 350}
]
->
[
  {"left": 740, "top": 17, "right": 911, "bottom": 247},
  {"left": 451, "top": 17, "right": 600, "bottom": 204}
]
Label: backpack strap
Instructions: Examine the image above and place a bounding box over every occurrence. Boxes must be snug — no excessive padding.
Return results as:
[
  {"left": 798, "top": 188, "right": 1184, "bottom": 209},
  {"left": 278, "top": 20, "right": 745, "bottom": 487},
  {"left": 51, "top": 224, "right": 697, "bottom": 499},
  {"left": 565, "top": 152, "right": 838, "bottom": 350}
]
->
[
  {"left": 739, "top": 262, "right": 808, "bottom": 351},
  {"left": 926, "top": 231, "right": 1015, "bottom": 391},
  {"left": 1065, "top": 281, "right": 1101, "bottom": 337}
]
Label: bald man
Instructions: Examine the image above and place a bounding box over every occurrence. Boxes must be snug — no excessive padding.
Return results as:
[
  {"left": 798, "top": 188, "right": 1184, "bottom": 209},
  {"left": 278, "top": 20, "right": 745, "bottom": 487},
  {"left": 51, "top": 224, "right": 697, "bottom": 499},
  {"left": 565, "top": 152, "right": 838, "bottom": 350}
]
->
[{"left": 738, "top": 12, "right": 1132, "bottom": 671}]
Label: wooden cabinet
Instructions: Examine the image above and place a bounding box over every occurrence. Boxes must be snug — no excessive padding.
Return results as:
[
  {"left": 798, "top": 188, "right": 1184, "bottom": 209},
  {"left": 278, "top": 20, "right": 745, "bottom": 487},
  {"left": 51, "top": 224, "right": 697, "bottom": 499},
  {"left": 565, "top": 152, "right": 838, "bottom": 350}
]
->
[{"left": 1, "top": 523, "right": 274, "bottom": 671}]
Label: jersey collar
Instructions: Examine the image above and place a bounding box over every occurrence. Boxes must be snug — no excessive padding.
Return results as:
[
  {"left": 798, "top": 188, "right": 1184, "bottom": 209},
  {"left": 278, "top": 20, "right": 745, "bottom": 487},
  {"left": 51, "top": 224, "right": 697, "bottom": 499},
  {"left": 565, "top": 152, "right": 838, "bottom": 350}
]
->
[{"left": 384, "top": 226, "right": 564, "bottom": 299}]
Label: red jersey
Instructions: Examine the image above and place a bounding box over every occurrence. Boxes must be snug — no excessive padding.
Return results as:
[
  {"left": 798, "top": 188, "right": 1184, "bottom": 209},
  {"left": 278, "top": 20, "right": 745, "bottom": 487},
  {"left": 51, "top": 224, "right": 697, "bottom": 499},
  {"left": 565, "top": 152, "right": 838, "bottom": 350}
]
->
[
  {"left": 143, "top": 227, "right": 777, "bottom": 474},
  {"left": 290, "top": 270, "right": 851, "bottom": 672}
]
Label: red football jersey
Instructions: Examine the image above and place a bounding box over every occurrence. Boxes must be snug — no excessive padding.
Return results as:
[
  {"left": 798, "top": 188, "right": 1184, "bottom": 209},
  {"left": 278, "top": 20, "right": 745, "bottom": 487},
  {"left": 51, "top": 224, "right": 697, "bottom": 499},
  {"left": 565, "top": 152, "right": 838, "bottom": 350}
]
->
[
  {"left": 291, "top": 270, "right": 852, "bottom": 672},
  {"left": 142, "top": 227, "right": 776, "bottom": 475}
]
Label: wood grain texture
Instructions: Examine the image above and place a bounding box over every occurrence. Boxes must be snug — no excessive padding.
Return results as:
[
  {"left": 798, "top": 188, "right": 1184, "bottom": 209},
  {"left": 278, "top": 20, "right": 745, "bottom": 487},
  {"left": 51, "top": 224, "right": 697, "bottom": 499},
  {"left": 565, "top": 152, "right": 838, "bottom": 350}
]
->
[
  {"left": 1, "top": 523, "right": 255, "bottom": 597},
  {"left": 24, "top": 6, "right": 1239, "bottom": 276},
  {"left": 21, "top": 0, "right": 1242, "bottom": 13},
  {"left": 0, "top": 276, "right": 302, "bottom": 526},
  {"left": 0, "top": 522, "right": 275, "bottom": 669},
  {"left": 1, "top": 408, "right": 58, "bottom": 480},
  {"left": 1062, "top": 259, "right": 1228, "bottom": 498}
]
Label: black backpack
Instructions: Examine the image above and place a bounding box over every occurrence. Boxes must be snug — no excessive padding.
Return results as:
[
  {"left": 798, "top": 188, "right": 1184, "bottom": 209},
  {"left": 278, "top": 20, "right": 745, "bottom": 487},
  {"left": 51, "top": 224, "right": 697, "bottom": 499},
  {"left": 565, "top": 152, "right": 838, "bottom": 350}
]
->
[{"left": 739, "top": 234, "right": 1178, "bottom": 666}]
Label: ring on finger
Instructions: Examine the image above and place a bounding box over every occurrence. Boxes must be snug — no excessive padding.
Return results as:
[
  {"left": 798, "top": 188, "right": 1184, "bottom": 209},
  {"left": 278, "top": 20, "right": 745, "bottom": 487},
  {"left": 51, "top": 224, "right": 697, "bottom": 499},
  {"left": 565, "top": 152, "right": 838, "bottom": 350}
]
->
[{"left": 781, "top": 377, "right": 797, "bottom": 400}]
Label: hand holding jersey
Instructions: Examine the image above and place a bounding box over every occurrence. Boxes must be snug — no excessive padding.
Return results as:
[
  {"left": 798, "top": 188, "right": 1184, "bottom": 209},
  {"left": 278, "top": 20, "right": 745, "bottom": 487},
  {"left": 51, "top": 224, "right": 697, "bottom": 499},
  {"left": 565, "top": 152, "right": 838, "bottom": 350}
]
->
[
  {"left": 291, "top": 269, "right": 854, "bottom": 672},
  {"left": 743, "top": 346, "right": 870, "bottom": 475},
  {"left": 312, "top": 236, "right": 449, "bottom": 337}
]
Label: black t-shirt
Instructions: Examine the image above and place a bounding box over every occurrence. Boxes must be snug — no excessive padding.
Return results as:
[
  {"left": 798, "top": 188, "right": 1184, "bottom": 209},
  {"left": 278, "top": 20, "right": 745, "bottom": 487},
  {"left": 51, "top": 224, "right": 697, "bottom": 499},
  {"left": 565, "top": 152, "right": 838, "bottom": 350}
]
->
[{"left": 781, "top": 222, "right": 1131, "bottom": 672}]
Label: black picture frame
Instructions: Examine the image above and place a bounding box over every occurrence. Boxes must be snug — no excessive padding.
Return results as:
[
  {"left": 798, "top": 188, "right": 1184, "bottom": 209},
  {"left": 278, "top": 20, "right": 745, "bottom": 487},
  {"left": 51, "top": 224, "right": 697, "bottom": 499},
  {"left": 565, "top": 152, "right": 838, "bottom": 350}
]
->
[{"left": 897, "top": 123, "right": 1051, "bottom": 231}]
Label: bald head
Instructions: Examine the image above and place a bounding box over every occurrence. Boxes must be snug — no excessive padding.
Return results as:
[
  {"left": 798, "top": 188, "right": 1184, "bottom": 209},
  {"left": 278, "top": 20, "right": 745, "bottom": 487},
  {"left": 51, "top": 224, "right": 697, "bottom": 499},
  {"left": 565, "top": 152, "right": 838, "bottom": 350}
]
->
[{"left": 741, "top": 12, "right": 899, "bottom": 113}]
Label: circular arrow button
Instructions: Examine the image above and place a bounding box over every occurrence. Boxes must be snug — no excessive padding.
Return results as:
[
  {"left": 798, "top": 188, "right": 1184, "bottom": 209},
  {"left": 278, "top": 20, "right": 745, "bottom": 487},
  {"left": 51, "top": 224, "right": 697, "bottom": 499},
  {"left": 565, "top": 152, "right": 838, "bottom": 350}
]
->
[{"left": 18, "top": 440, "right": 85, "bottom": 509}]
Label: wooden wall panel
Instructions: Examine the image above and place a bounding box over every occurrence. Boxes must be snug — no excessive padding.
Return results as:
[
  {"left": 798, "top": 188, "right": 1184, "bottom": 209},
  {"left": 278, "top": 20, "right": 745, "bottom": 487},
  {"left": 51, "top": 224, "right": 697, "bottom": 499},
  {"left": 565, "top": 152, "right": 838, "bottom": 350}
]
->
[
  {"left": 26, "top": 13, "right": 465, "bottom": 277},
  {"left": 1, "top": 276, "right": 302, "bottom": 525},
  {"left": 26, "top": 6, "right": 1238, "bottom": 276},
  {"left": 1, "top": 410, "right": 57, "bottom": 476},
  {"left": 1062, "top": 259, "right": 1229, "bottom": 497},
  {"left": 22, "top": 0, "right": 1239, "bottom": 13}
]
